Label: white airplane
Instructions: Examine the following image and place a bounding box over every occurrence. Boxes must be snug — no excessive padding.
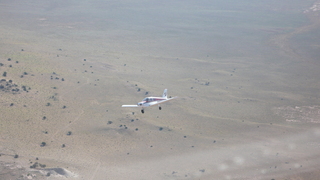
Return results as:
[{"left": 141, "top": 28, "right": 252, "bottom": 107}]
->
[{"left": 122, "top": 89, "right": 176, "bottom": 113}]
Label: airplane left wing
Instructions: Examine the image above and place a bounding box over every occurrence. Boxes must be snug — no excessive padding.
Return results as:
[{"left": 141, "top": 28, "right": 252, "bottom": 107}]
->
[
  {"left": 122, "top": 105, "right": 139, "bottom": 107},
  {"left": 149, "top": 97, "right": 177, "bottom": 106}
]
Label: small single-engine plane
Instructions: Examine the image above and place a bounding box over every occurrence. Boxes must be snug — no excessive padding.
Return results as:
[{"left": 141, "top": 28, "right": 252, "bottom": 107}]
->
[{"left": 122, "top": 89, "right": 176, "bottom": 113}]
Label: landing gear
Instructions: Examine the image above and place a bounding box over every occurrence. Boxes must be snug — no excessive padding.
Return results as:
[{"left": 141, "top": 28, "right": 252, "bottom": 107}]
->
[
  {"left": 141, "top": 109, "right": 144, "bottom": 114},
  {"left": 159, "top": 106, "right": 162, "bottom": 110}
]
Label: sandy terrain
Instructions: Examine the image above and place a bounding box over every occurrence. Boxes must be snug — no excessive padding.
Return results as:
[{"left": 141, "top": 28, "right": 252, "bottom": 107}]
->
[{"left": 1, "top": 0, "right": 320, "bottom": 179}]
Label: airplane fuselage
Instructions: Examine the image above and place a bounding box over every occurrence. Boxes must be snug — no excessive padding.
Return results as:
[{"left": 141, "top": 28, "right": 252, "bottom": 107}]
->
[
  {"left": 121, "top": 89, "right": 176, "bottom": 113},
  {"left": 137, "top": 97, "right": 168, "bottom": 107}
]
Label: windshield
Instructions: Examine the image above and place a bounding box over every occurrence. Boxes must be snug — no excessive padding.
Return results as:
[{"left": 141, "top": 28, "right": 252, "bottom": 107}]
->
[{"left": 142, "top": 98, "right": 149, "bottom": 102}]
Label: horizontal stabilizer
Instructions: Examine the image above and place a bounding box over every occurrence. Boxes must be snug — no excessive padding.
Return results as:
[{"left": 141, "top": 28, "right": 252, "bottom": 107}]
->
[{"left": 122, "top": 105, "right": 139, "bottom": 108}]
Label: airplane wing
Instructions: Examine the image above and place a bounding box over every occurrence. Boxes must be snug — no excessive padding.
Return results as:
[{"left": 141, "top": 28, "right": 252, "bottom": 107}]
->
[
  {"left": 122, "top": 105, "right": 139, "bottom": 108},
  {"left": 149, "top": 97, "right": 177, "bottom": 106}
]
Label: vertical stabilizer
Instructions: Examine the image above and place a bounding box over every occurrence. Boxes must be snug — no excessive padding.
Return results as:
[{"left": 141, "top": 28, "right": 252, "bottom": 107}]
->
[{"left": 162, "top": 89, "right": 168, "bottom": 98}]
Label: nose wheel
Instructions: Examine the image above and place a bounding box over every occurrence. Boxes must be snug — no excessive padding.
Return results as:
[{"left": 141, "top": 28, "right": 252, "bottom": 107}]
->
[
  {"left": 141, "top": 109, "right": 144, "bottom": 114},
  {"left": 159, "top": 106, "right": 162, "bottom": 110}
]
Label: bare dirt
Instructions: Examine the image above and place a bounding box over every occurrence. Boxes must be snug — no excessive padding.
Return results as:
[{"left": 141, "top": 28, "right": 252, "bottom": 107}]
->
[{"left": 1, "top": 1, "right": 320, "bottom": 180}]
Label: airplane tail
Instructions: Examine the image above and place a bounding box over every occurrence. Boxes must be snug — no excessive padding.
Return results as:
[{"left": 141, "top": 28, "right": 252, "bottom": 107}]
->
[{"left": 162, "top": 89, "right": 167, "bottom": 98}]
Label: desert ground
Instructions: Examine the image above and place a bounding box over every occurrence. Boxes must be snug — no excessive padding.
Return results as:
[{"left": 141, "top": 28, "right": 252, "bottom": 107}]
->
[{"left": 1, "top": 0, "right": 320, "bottom": 179}]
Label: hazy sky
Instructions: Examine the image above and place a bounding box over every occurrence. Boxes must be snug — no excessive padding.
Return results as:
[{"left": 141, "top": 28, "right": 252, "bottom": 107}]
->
[{"left": 0, "top": 0, "right": 313, "bottom": 58}]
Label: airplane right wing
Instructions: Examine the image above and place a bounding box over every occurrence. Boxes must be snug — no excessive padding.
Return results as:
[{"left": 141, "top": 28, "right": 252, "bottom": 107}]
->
[{"left": 122, "top": 105, "right": 139, "bottom": 107}]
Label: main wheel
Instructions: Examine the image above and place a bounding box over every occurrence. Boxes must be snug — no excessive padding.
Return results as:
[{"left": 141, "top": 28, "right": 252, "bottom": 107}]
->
[
  {"left": 141, "top": 109, "right": 144, "bottom": 113},
  {"left": 159, "top": 107, "right": 162, "bottom": 110}
]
